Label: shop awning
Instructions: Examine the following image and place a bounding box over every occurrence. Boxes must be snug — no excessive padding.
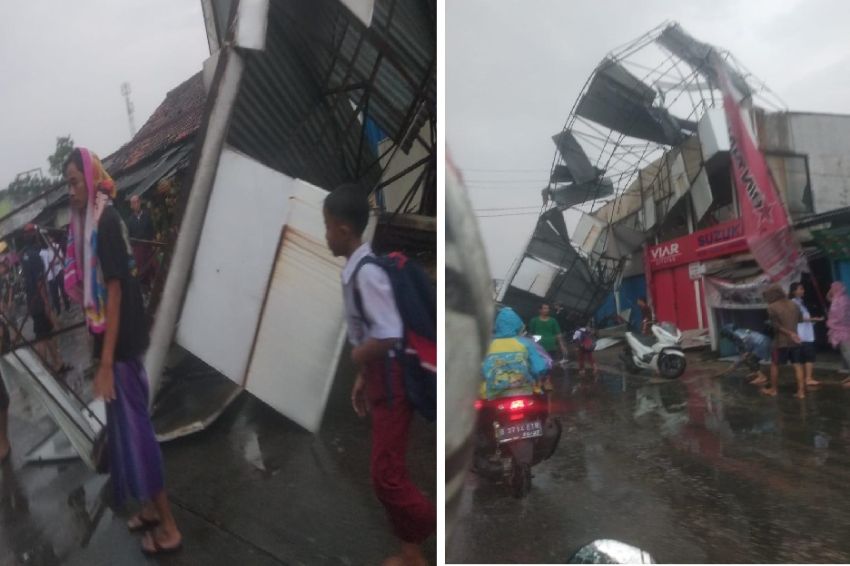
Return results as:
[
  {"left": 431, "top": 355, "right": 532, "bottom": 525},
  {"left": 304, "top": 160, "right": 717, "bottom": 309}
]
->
[{"left": 811, "top": 226, "right": 850, "bottom": 260}]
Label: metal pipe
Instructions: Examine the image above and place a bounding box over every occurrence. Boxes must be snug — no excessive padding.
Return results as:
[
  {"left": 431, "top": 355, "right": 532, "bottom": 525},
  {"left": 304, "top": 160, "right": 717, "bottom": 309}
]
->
[{"left": 144, "top": 48, "right": 245, "bottom": 406}]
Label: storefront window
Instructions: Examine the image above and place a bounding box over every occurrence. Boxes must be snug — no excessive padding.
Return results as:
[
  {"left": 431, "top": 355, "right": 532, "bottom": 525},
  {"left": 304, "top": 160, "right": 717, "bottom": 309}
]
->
[
  {"left": 765, "top": 153, "right": 813, "bottom": 216},
  {"left": 696, "top": 159, "right": 737, "bottom": 230}
]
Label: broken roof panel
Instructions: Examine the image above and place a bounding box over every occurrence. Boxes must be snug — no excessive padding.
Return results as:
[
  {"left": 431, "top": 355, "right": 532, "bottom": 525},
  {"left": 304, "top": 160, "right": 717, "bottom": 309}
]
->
[
  {"left": 545, "top": 177, "right": 614, "bottom": 209},
  {"left": 576, "top": 59, "right": 688, "bottom": 146},
  {"left": 551, "top": 130, "right": 599, "bottom": 184}
]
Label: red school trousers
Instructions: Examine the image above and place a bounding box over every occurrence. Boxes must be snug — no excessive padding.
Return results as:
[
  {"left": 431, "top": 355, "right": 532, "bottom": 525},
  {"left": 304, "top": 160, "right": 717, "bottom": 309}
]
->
[{"left": 365, "top": 358, "right": 436, "bottom": 544}]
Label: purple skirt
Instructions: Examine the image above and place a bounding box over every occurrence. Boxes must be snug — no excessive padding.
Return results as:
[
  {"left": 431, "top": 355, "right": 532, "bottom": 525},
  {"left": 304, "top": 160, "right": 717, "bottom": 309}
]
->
[{"left": 106, "top": 359, "right": 164, "bottom": 507}]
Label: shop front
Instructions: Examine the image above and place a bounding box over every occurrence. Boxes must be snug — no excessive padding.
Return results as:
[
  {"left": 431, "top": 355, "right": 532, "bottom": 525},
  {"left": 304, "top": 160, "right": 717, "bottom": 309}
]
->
[{"left": 646, "top": 218, "right": 748, "bottom": 333}]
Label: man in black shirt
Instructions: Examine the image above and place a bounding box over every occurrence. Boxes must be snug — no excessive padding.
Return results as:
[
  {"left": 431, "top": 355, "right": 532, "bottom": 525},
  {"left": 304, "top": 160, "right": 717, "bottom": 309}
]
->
[
  {"left": 93, "top": 207, "right": 150, "bottom": 360},
  {"left": 20, "top": 225, "right": 68, "bottom": 374},
  {"left": 127, "top": 195, "right": 156, "bottom": 287}
]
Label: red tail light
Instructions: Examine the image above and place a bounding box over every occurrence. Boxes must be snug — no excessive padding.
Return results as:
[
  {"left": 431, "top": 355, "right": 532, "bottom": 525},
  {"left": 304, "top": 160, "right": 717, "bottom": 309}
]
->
[
  {"left": 474, "top": 400, "right": 483, "bottom": 411},
  {"left": 496, "top": 398, "right": 535, "bottom": 412},
  {"left": 509, "top": 413, "right": 526, "bottom": 421}
]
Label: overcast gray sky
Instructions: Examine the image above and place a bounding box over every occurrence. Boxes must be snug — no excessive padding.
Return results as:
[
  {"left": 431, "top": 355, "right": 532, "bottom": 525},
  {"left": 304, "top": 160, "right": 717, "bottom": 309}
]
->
[
  {"left": 448, "top": 0, "right": 850, "bottom": 278},
  {"left": 0, "top": 1, "right": 209, "bottom": 186}
]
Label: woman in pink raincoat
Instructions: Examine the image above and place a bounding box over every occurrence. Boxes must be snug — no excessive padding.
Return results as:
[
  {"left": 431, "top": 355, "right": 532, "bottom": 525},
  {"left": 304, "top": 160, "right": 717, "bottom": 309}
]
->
[{"left": 826, "top": 282, "right": 850, "bottom": 388}]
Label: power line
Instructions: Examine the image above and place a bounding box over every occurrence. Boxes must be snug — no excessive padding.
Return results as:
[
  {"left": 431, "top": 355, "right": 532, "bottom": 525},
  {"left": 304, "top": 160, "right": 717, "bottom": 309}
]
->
[
  {"left": 474, "top": 205, "right": 542, "bottom": 212},
  {"left": 461, "top": 168, "right": 549, "bottom": 173},
  {"left": 463, "top": 179, "right": 549, "bottom": 184},
  {"left": 476, "top": 210, "right": 543, "bottom": 218}
]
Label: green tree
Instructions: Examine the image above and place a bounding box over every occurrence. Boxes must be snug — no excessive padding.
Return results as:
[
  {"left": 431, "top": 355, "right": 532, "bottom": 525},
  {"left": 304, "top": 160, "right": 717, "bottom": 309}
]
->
[
  {"left": 48, "top": 135, "right": 74, "bottom": 178},
  {"left": 6, "top": 173, "right": 54, "bottom": 202}
]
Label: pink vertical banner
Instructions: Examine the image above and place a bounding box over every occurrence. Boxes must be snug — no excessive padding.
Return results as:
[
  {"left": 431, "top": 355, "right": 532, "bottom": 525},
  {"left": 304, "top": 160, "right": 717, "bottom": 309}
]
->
[{"left": 713, "top": 57, "right": 804, "bottom": 282}]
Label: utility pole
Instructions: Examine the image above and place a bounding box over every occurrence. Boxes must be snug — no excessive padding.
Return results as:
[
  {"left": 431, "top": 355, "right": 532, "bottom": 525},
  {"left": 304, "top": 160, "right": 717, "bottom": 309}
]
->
[{"left": 121, "top": 82, "right": 137, "bottom": 138}]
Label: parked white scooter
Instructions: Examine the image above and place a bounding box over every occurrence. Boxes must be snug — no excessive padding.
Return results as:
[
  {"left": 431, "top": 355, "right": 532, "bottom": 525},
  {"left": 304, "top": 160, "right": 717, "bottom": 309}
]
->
[{"left": 621, "top": 322, "right": 687, "bottom": 379}]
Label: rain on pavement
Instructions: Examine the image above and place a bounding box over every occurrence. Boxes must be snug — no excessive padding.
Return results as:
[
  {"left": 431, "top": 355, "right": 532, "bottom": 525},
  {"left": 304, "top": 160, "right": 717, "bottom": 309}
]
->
[{"left": 449, "top": 359, "right": 850, "bottom": 564}]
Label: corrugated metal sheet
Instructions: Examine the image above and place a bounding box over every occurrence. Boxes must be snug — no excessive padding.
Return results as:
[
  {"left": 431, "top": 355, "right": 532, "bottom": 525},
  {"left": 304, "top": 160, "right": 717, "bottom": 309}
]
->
[{"left": 226, "top": 0, "right": 435, "bottom": 191}]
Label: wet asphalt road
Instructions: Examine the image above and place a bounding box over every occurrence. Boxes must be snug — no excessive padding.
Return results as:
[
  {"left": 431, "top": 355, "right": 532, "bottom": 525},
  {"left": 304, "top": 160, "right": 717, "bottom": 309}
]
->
[
  {"left": 448, "top": 362, "right": 850, "bottom": 564},
  {"left": 0, "top": 315, "right": 436, "bottom": 566}
]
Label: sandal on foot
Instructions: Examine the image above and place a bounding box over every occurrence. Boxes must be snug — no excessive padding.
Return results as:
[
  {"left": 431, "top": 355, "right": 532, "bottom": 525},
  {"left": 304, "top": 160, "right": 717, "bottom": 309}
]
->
[
  {"left": 127, "top": 513, "right": 161, "bottom": 532},
  {"left": 141, "top": 531, "right": 182, "bottom": 556}
]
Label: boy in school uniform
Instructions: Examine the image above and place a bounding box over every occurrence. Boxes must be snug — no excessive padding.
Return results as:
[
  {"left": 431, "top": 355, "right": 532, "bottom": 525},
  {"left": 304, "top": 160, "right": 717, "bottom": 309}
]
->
[{"left": 323, "top": 186, "right": 435, "bottom": 566}]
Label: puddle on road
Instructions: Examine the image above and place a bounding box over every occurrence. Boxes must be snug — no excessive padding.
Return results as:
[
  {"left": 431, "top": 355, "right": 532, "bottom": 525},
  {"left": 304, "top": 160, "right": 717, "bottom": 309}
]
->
[{"left": 452, "top": 365, "right": 850, "bottom": 563}]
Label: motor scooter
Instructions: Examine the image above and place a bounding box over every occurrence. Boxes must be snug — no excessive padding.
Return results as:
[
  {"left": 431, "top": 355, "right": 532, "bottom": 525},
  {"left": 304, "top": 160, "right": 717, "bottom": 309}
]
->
[
  {"left": 473, "top": 391, "right": 561, "bottom": 498},
  {"left": 621, "top": 322, "right": 686, "bottom": 379}
]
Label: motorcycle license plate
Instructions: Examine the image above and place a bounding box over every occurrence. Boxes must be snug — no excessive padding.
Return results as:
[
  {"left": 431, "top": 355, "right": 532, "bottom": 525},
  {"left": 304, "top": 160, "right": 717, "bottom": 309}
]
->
[{"left": 496, "top": 420, "right": 543, "bottom": 443}]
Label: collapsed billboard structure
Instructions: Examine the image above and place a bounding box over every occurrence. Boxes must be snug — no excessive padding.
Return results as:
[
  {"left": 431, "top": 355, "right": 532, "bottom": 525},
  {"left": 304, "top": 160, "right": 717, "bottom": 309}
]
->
[{"left": 498, "top": 22, "right": 785, "bottom": 329}]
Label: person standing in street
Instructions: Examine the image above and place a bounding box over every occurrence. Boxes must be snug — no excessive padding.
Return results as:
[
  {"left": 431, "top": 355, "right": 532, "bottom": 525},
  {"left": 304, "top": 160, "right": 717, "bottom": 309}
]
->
[
  {"left": 20, "top": 226, "right": 69, "bottom": 375},
  {"left": 789, "top": 282, "right": 822, "bottom": 388},
  {"left": 528, "top": 303, "right": 567, "bottom": 361},
  {"left": 126, "top": 195, "right": 156, "bottom": 287},
  {"left": 826, "top": 281, "right": 850, "bottom": 389},
  {"left": 529, "top": 303, "right": 567, "bottom": 391},
  {"left": 64, "top": 148, "right": 181, "bottom": 556},
  {"left": 323, "top": 186, "right": 435, "bottom": 566},
  {"left": 573, "top": 322, "right": 598, "bottom": 375},
  {"left": 552, "top": 302, "right": 571, "bottom": 353},
  {"left": 637, "top": 297, "right": 654, "bottom": 335},
  {"left": 40, "top": 237, "right": 69, "bottom": 315},
  {"left": 763, "top": 284, "right": 805, "bottom": 399}
]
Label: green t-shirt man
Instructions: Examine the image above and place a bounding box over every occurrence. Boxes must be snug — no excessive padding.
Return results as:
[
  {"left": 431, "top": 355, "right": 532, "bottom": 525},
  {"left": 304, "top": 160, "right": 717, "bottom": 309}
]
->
[{"left": 528, "top": 311, "right": 562, "bottom": 354}]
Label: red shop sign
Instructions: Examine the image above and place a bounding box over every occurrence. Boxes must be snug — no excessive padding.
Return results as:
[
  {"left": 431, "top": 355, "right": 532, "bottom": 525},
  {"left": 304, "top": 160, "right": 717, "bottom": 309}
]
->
[{"left": 647, "top": 219, "right": 748, "bottom": 271}]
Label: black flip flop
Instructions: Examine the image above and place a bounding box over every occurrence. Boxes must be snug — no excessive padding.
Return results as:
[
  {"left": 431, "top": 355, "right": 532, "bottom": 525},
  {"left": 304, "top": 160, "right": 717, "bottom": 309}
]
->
[
  {"left": 127, "top": 514, "right": 161, "bottom": 533},
  {"left": 141, "top": 532, "right": 183, "bottom": 556}
]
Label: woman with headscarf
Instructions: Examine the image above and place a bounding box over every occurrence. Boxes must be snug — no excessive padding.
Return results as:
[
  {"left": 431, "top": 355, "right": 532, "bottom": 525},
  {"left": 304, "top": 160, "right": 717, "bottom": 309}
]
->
[
  {"left": 826, "top": 282, "right": 850, "bottom": 388},
  {"left": 64, "top": 148, "right": 182, "bottom": 555}
]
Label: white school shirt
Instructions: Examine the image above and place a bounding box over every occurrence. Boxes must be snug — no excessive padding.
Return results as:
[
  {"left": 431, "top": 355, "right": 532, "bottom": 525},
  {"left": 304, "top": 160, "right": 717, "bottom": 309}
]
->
[
  {"left": 793, "top": 297, "right": 815, "bottom": 343},
  {"left": 40, "top": 248, "right": 62, "bottom": 281},
  {"left": 341, "top": 243, "right": 403, "bottom": 347}
]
